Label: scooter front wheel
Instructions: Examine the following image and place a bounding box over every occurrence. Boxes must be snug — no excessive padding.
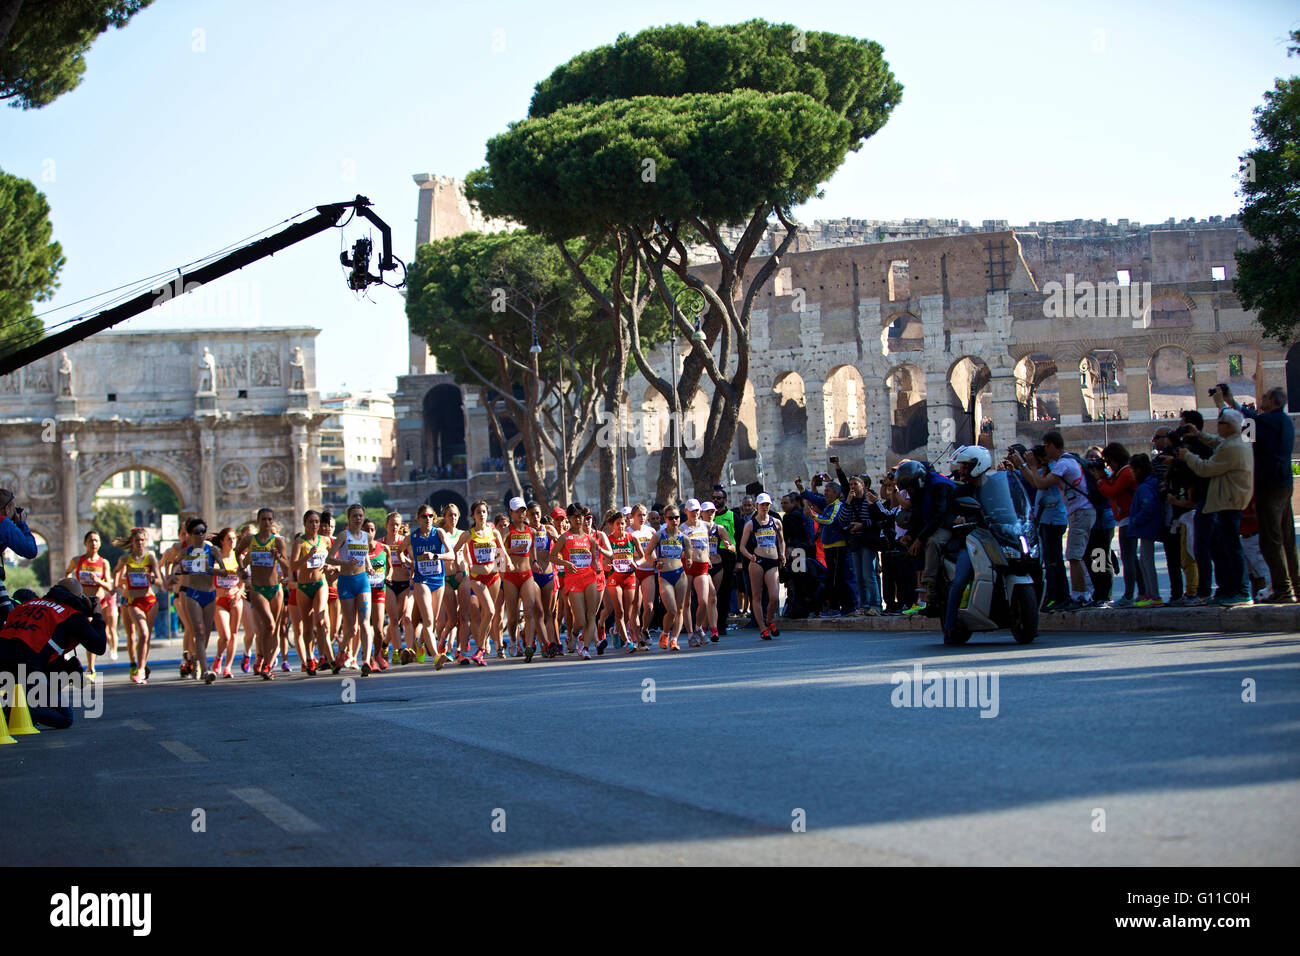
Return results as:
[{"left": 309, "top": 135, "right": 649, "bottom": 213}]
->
[{"left": 1010, "top": 583, "right": 1038, "bottom": 644}]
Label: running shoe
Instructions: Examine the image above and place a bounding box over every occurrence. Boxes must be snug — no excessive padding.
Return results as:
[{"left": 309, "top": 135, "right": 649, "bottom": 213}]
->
[
  {"left": 688, "top": 634, "right": 699, "bottom": 648},
  {"left": 241, "top": 653, "right": 251, "bottom": 674},
  {"left": 659, "top": 632, "right": 670, "bottom": 650},
  {"left": 1133, "top": 597, "right": 1163, "bottom": 608},
  {"left": 668, "top": 639, "right": 680, "bottom": 652},
  {"left": 261, "top": 663, "right": 274, "bottom": 681},
  {"left": 434, "top": 651, "right": 449, "bottom": 670},
  {"left": 770, "top": 625, "right": 780, "bottom": 637},
  {"left": 85, "top": 670, "right": 97, "bottom": 683},
  {"left": 252, "top": 655, "right": 261, "bottom": 673},
  {"left": 203, "top": 669, "right": 217, "bottom": 685},
  {"left": 222, "top": 664, "right": 233, "bottom": 679},
  {"left": 280, "top": 659, "right": 290, "bottom": 672},
  {"left": 524, "top": 645, "right": 534, "bottom": 664},
  {"left": 1213, "top": 595, "right": 1254, "bottom": 607},
  {"left": 761, "top": 629, "right": 771, "bottom": 640},
  {"left": 360, "top": 662, "right": 372, "bottom": 677},
  {"left": 625, "top": 642, "right": 637, "bottom": 655},
  {"left": 710, "top": 628, "right": 719, "bottom": 642},
  {"left": 108, "top": 642, "right": 118, "bottom": 661},
  {"left": 596, "top": 636, "right": 608, "bottom": 656},
  {"left": 130, "top": 665, "right": 139, "bottom": 679},
  {"left": 901, "top": 603, "right": 925, "bottom": 617},
  {"left": 579, "top": 646, "right": 591, "bottom": 660},
  {"left": 130, "top": 672, "right": 143, "bottom": 685},
  {"left": 457, "top": 653, "right": 471, "bottom": 666},
  {"left": 416, "top": 647, "right": 427, "bottom": 664},
  {"left": 389, "top": 646, "right": 399, "bottom": 665},
  {"left": 376, "top": 656, "right": 389, "bottom": 672},
  {"left": 145, "top": 665, "right": 151, "bottom": 680},
  {"left": 472, "top": 649, "right": 487, "bottom": 666}
]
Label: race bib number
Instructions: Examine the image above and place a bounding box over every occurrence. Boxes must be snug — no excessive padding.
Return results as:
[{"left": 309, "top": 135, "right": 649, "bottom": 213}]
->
[
  {"left": 347, "top": 546, "right": 368, "bottom": 564},
  {"left": 570, "top": 551, "right": 592, "bottom": 569},
  {"left": 216, "top": 574, "right": 239, "bottom": 589},
  {"left": 709, "top": 538, "right": 720, "bottom": 556},
  {"left": 474, "top": 546, "right": 494, "bottom": 564},
  {"left": 416, "top": 560, "right": 438, "bottom": 576},
  {"left": 368, "top": 572, "right": 385, "bottom": 588},
  {"left": 691, "top": 536, "right": 707, "bottom": 552},
  {"left": 306, "top": 552, "right": 325, "bottom": 570},
  {"left": 612, "top": 557, "right": 632, "bottom": 573},
  {"left": 250, "top": 550, "right": 275, "bottom": 567},
  {"left": 658, "top": 542, "right": 682, "bottom": 560},
  {"left": 128, "top": 571, "right": 148, "bottom": 588},
  {"left": 756, "top": 528, "right": 776, "bottom": 548},
  {"left": 78, "top": 570, "right": 95, "bottom": 584},
  {"left": 509, "top": 536, "right": 531, "bottom": 555}
]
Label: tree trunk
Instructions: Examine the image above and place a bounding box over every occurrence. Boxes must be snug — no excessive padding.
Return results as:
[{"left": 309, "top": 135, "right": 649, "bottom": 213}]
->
[{"left": 0, "top": 0, "right": 25, "bottom": 53}]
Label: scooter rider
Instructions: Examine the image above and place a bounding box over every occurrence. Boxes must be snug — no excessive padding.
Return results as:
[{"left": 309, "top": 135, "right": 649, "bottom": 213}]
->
[
  {"left": 894, "top": 459, "right": 958, "bottom": 613},
  {"left": 942, "top": 447, "right": 994, "bottom": 636}
]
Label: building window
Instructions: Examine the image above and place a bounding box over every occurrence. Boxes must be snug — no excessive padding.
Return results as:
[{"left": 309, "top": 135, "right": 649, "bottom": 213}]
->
[
  {"left": 1116, "top": 269, "right": 1131, "bottom": 286},
  {"left": 1211, "top": 266, "right": 1226, "bottom": 281},
  {"left": 1228, "top": 353, "right": 1243, "bottom": 377},
  {"left": 1186, "top": 358, "right": 1194, "bottom": 381},
  {"left": 888, "top": 260, "right": 910, "bottom": 301},
  {"left": 774, "top": 266, "right": 793, "bottom": 296}
]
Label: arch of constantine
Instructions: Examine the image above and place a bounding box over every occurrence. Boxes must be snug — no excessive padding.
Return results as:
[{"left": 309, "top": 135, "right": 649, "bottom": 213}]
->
[{"left": 0, "top": 327, "right": 325, "bottom": 574}]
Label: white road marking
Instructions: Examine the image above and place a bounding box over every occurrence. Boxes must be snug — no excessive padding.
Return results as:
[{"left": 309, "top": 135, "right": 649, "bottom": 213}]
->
[
  {"left": 125, "top": 719, "right": 153, "bottom": 731},
  {"left": 230, "top": 787, "right": 323, "bottom": 833},
  {"left": 159, "top": 740, "right": 206, "bottom": 763}
]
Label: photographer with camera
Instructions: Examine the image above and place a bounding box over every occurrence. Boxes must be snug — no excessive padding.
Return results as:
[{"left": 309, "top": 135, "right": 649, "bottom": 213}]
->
[
  {"left": 0, "top": 488, "right": 39, "bottom": 626},
  {"left": 0, "top": 577, "right": 106, "bottom": 728},
  {"left": 797, "top": 470, "right": 854, "bottom": 617},
  {"left": 1152, "top": 426, "right": 1197, "bottom": 601},
  {"left": 1212, "top": 384, "right": 1297, "bottom": 603},
  {"left": 1177, "top": 406, "right": 1255, "bottom": 605},
  {"left": 835, "top": 458, "right": 882, "bottom": 616}
]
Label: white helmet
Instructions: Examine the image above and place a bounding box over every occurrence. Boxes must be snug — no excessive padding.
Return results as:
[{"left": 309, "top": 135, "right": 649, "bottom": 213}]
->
[{"left": 954, "top": 445, "right": 993, "bottom": 478}]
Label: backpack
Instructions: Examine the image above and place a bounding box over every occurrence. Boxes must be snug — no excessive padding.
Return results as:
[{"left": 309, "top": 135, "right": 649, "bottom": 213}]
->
[{"left": 1062, "top": 453, "right": 1109, "bottom": 510}]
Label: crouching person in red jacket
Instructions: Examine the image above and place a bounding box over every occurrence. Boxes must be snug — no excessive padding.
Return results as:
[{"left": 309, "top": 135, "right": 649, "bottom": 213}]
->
[{"left": 0, "top": 578, "right": 106, "bottom": 729}]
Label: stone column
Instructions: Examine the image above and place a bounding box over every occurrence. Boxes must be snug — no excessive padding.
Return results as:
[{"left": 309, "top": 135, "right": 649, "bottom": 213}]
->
[
  {"left": 293, "top": 422, "right": 310, "bottom": 518},
  {"left": 1260, "top": 358, "right": 1287, "bottom": 393},
  {"left": 199, "top": 426, "right": 217, "bottom": 521},
  {"left": 1192, "top": 358, "right": 1220, "bottom": 421},
  {"left": 1124, "top": 360, "right": 1150, "bottom": 422},
  {"left": 60, "top": 433, "right": 79, "bottom": 569},
  {"left": 864, "top": 377, "right": 890, "bottom": 475},
  {"left": 803, "top": 373, "right": 827, "bottom": 464},
  {"left": 987, "top": 366, "right": 1018, "bottom": 450},
  {"left": 925, "top": 368, "right": 957, "bottom": 462},
  {"left": 1057, "top": 359, "right": 1085, "bottom": 426}
]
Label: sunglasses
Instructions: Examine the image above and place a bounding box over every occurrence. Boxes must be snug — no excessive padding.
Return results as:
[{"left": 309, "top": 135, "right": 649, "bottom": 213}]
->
[{"left": 664, "top": 514, "right": 679, "bottom": 520}]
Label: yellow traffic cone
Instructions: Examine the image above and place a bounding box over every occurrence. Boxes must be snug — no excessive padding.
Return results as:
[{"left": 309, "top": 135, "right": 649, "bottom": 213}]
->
[
  {"left": 0, "top": 699, "right": 15, "bottom": 745},
  {"left": 5, "top": 682, "right": 40, "bottom": 736}
]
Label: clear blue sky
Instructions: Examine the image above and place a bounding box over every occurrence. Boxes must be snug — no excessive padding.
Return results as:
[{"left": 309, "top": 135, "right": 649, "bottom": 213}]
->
[{"left": 3, "top": 0, "right": 1296, "bottom": 394}]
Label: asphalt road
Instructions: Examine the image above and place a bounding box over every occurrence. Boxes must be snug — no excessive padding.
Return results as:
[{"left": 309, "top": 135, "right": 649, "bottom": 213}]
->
[{"left": 4, "top": 625, "right": 1298, "bottom": 866}]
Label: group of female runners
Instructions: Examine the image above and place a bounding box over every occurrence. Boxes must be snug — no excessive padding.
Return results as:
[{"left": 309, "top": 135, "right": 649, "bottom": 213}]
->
[{"left": 67, "top": 490, "right": 791, "bottom": 683}]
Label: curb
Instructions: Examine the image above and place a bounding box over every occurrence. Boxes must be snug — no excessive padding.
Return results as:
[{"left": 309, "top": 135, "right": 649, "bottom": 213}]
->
[{"left": 773, "top": 604, "right": 1300, "bottom": 634}]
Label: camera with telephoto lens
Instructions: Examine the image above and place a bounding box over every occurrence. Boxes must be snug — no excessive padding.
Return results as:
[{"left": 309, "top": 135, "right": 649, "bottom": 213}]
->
[{"left": 1207, "top": 382, "right": 1229, "bottom": 397}]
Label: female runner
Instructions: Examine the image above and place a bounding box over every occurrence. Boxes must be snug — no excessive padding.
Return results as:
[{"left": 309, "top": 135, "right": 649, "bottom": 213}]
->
[
  {"left": 552, "top": 506, "right": 611, "bottom": 659},
  {"left": 67, "top": 531, "right": 115, "bottom": 681},
  {"left": 603, "top": 509, "right": 645, "bottom": 654},
  {"left": 174, "top": 517, "right": 220, "bottom": 684},
  {"left": 701, "top": 500, "right": 732, "bottom": 643},
  {"left": 328, "top": 504, "right": 377, "bottom": 676},
  {"left": 115, "top": 527, "right": 162, "bottom": 684},
  {"left": 629, "top": 504, "right": 656, "bottom": 649},
  {"left": 643, "top": 505, "right": 693, "bottom": 652},
  {"left": 292, "top": 510, "right": 335, "bottom": 675},
  {"left": 681, "top": 498, "right": 715, "bottom": 647},
  {"left": 400, "top": 504, "right": 455, "bottom": 669},
  {"left": 383, "top": 512, "right": 414, "bottom": 664},
  {"left": 501, "top": 497, "right": 541, "bottom": 663},
  {"left": 238, "top": 508, "right": 288, "bottom": 680},
  {"left": 738, "top": 492, "right": 786, "bottom": 640},
  {"left": 211, "top": 527, "right": 246, "bottom": 679},
  {"left": 528, "top": 503, "right": 561, "bottom": 659},
  {"left": 453, "top": 501, "right": 506, "bottom": 666},
  {"left": 362, "top": 518, "right": 390, "bottom": 670}
]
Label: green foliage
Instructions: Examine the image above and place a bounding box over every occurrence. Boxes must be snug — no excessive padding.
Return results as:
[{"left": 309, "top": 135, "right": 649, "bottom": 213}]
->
[
  {"left": 363, "top": 507, "right": 389, "bottom": 530},
  {"left": 360, "top": 486, "right": 388, "bottom": 509},
  {"left": 5, "top": 564, "right": 39, "bottom": 594},
  {"left": 0, "top": 1, "right": 154, "bottom": 109},
  {"left": 90, "top": 501, "right": 132, "bottom": 568},
  {"left": 468, "top": 19, "right": 901, "bottom": 239},
  {"left": 1235, "top": 30, "right": 1300, "bottom": 344},
  {"left": 143, "top": 476, "right": 180, "bottom": 514},
  {"left": 0, "top": 169, "right": 63, "bottom": 359}
]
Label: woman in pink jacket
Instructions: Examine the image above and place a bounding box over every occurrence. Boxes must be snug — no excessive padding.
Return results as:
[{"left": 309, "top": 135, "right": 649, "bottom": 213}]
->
[{"left": 1097, "top": 442, "right": 1139, "bottom": 607}]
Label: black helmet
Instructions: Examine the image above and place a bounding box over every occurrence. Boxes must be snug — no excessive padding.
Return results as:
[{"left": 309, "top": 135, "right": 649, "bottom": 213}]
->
[{"left": 894, "top": 460, "right": 927, "bottom": 491}]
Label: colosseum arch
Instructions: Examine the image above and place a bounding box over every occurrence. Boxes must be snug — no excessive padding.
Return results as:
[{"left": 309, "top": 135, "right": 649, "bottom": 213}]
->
[
  {"left": 885, "top": 362, "right": 928, "bottom": 459},
  {"left": 1148, "top": 344, "right": 1196, "bottom": 419},
  {"left": 1216, "top": 342, "right": 1260, "bottom": 406}
]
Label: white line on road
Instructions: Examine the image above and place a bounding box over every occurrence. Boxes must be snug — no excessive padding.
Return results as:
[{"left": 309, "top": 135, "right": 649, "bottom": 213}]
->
[
  {"left": 125, "top": 719, "right": 153, "bottom": 731},
  {"left": 230, "top": 787, "right": 323, "bottom": 833},
  {"left": 159, "top": 740, "right": 206, "bottom": 763}
]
